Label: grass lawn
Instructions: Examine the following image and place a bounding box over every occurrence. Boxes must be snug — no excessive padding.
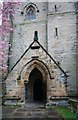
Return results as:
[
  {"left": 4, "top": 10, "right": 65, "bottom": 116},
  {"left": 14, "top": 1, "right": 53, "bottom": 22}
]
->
[
  {"left": 55, "top": 106, "right": 78, "bottom": 120},
  {"left": 47, "top": 106, "right": 78, "bottom": 120}
]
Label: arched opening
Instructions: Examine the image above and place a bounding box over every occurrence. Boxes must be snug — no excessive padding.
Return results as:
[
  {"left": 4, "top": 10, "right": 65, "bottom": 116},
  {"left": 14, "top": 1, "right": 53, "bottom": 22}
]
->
[
  {"left": 26, "top": 5, "right": 36, "bottom": 20},
  {"left": 25, "top": 68, "right": 46, "bottom": 103},
  {"left": 34, "top": 31, "right": 38, "bottom": 41}
]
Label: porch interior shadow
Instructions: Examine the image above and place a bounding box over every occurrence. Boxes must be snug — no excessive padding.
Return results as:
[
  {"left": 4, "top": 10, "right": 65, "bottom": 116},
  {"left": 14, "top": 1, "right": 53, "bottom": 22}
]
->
[{"left": 27, "top": 68, "right": 46, "bottom": 102}]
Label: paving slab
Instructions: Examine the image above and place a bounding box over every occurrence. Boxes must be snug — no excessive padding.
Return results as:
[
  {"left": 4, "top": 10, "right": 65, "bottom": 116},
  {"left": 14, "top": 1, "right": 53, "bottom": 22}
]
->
[{"left": 2, "top": 103, "right": 63, "bottom": 120}]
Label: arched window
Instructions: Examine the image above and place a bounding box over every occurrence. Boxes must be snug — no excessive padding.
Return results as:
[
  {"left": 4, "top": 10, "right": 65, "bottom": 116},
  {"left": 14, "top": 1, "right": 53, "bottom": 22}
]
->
[
  {"left": 34, "top": 31, "right": 38, "bottom": 41},
  {"left": 26, "top": 5, "right": 36, "bottom": 20}
]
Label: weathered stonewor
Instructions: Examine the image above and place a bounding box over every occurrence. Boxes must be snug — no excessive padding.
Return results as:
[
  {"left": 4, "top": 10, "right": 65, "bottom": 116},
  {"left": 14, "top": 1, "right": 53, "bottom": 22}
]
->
[
  {"left": 5, "top": 40, "right": 67, "bottom": 105},
  {"left": 4, "top": 2, "right": 77, "bottom": 106}
]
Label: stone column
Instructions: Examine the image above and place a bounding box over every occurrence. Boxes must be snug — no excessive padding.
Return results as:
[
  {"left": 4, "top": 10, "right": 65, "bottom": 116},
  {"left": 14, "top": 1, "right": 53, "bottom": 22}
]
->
[
  {"left": 46, "top": 75, "right": 52, "bottom": 102},
  {"left": 24, "top": 80, "right": 29, "bottom": 103}
]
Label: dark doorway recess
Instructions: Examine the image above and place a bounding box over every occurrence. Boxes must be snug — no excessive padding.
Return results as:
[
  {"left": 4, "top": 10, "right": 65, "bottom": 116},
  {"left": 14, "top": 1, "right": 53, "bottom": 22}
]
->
[
  {"left": 33, "top": 79, "right": 44, "bottom": 101},
  {"left": 28, "top": 68, "right": 46, "bottom": 103}
]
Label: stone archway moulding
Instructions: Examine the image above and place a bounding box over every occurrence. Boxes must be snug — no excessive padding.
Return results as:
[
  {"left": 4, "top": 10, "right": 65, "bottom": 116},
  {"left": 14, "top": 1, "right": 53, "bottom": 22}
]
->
[{"left": 21, "top": 59, "right": 50, "bottom": 82}]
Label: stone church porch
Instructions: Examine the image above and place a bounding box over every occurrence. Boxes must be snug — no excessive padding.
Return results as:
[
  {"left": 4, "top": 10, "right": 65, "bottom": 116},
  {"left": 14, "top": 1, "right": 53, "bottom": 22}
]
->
[{"left": 4, "top": 41, "right": 68, "bottom": 106}]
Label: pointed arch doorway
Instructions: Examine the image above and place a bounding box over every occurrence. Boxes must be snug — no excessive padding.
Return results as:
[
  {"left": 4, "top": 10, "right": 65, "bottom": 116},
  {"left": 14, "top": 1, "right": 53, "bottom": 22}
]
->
[{"left": 26, "top": 68, "right": 47, "bottom": 103}]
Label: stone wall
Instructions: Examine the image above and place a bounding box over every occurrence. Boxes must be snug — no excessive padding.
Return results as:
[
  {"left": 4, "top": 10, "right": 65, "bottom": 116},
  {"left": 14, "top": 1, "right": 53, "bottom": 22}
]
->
[
  {"left": 74, "top": 2, "right": 78, "bottom": 96},
  {"left": 5, "top": 40, "right": 67, "bottom": 103},
  {"left": 5, "top": 2, "right": 77, "bottom": 103},
  {"left": 48, "top": 2, "right": 76, "bottom": 95}
]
